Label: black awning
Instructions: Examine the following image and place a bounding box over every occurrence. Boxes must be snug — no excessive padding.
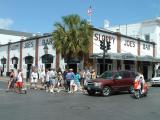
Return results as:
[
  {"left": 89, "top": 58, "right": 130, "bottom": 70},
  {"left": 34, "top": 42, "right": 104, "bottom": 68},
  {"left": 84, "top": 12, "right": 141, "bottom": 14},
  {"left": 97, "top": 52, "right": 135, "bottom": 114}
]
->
[
  {"left": 1, "top": 57, "right": 6, "bottom": 64},
  {"left": 12, "top": 56, "right": 18, "bottom": 64},
  {"left": 137, "top": 55, "right": 154, "bottom": 62},
  {"left": 41, "top": 54, "right": 54, "bottom": 64},
  {"left": 25, "top": 56, "right": 34, "bottom": 64},
  {"left": 122, "top": 53, "right": 137, "bottom": 61}
]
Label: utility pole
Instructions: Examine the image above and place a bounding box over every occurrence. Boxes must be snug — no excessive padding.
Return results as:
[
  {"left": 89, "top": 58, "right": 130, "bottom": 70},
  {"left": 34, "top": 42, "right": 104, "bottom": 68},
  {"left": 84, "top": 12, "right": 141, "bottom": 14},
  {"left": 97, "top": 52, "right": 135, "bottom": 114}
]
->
[
  {"left": 100, "top": 40, "right": 106, "bottom": 72},
  {"left": 100, "top": 40, "right": 111, "bottom": 73},
  {"left": 103, "top": 41, "right": 106, "bottom": 72}
]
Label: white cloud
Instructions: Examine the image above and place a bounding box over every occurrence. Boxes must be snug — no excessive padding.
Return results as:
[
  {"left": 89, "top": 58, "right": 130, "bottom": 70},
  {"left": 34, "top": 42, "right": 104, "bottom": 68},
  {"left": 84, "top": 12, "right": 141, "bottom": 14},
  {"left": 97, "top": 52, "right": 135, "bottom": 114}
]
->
[{"left": 0, "top": 18, "right": 14, "bottom": 29}]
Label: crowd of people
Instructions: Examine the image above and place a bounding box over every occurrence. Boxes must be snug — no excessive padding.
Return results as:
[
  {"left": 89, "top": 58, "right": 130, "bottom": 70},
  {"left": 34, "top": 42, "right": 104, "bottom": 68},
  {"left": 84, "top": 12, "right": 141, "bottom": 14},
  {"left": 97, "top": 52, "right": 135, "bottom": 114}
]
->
[{"left": 6, "top": 67, "right": 97, "bottom": 94}]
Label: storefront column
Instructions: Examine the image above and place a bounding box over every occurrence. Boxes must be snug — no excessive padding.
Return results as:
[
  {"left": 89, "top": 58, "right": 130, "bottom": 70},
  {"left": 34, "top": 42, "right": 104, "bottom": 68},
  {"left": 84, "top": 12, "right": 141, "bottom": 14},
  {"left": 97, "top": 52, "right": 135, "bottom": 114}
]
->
[
  {"left": 121, "top": 60, "right": 125, "bottom": 70},
  {"left": 19, "top": 40, "right": 23, "bottom": 69},
  {"left": 7, "top": 42, "right": 10, "bottom": 76},
  {"left": 113, "top": 60, "right": 117, "bottom": 70},
  {"left": 148, "top": 65, "right": 152, "bottom": 80},
  {"left": 56, "top": 50, "right": 60, "bottom": 71},
  {"left": 35, "top": 38, "right": 39, "bottom": 67},
  {"left": 93, "top": 58, "right": 97, "bottom": 71},
  {"left": 135, "top": 61, "right": 138, "bottom": 72}
]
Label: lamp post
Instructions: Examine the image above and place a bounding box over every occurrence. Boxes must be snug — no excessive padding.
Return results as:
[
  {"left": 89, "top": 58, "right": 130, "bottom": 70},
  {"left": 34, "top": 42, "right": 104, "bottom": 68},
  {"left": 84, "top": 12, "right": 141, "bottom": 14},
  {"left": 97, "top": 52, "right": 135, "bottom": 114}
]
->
[
  {"left": 43, "top": 44, "right": 48, "bottom": 54},
  {"left": 43, "top": 44, "right": 48, "bottom": 69}
]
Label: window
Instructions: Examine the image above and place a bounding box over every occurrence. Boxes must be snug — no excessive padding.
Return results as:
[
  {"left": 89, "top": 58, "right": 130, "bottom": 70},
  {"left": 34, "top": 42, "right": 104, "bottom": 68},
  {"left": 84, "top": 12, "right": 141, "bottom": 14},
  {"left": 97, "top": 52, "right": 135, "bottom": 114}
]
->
[
  {"left": 100, "top": 71, "right": 113, "bottom": 79},
  {"left": 122, "top": 71, "right": 130, "bottom": 78},
  {"left": 144, "top": 34, "right": 150, "bottom": 42}
]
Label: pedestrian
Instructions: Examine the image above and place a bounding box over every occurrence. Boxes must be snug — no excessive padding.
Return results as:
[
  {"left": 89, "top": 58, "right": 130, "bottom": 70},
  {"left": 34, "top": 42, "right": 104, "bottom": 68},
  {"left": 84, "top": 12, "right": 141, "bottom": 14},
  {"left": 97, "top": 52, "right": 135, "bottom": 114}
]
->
[
  {"left": 75, "top": 71, "right": 82, "bottom": 92},
  {"left": 40, "top": 68, "right": 45, "bottom": 88},
  {"left": 79, "top": 69, "right": 85, "bottom": 86},
  {"left": 49, "top": 68, "right": 57, "bottom": 93},
  {"left": 30, "top": 68, "right": 38, "bottom": 89},
  {"left": 63, "top": 69, "right": 68, "bottom": 91},
  {"left": 6, "top": 69, "right": 16, "bottom": 91},
  {"left": 57, "top": 71, "right": 64, "bottom": 92},
  {"left": 91, "top": 69, "right": 96, "bottom": 79},
  {"left": 84, "top": 69, "right": 91, "bottom": 85},
  {"left": 44, "top": 68, "right": 50, "bottom": 92},
  {"left": 66, "top": 68, "right": 75, "bottom": 93},
  {"left": 15, "top": 69, "right": 23, "bottom": 94}
]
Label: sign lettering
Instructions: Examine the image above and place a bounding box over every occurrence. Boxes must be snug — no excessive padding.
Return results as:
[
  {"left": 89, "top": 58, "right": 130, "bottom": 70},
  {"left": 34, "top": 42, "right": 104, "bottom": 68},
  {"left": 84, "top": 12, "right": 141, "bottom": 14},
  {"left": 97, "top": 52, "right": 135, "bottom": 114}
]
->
[
  {"left": 94, "top": 33, "right": 115, "bottom": 43},
  {"left": 10, "top": 44, "right": 19, "bottom": 50},
  {"left": 24, "top": 41, "right": 34, "bottom": 48},
  {"left": 42, "top": 38, "right": 53, "bottom": 45},
  {"left": 124, "top": 40, "right": 135, "bottom": 47},
  {"left": 143, "top": 43, "right": 150, "bottom": 50}
]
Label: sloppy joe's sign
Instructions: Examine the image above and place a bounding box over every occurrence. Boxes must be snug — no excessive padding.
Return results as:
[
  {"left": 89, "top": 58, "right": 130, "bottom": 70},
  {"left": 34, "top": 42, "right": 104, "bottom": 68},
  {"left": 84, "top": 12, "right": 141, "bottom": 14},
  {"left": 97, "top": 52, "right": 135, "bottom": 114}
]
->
[
  {"left": 121, "top": 37, "right": 138, "bottom": 56},
  {"left": 140, "top": 42, "right": 153, "bottom": 56},
  {"left": 94, "top": 32, "right": 116, "bottom": 43},
  {"left": 93, "top": 31, "right": 117, "bottom": 53}
]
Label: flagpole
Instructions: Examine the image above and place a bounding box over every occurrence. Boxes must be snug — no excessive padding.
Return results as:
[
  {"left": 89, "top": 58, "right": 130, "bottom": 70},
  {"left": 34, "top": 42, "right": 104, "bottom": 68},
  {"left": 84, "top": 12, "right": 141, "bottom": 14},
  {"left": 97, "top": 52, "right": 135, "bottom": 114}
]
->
[
  {"left": 90, "top": 11, "right": 92, "bottom": 25},
  {"left": 88, "top": 5, "right": 92, "bottom": 25}
]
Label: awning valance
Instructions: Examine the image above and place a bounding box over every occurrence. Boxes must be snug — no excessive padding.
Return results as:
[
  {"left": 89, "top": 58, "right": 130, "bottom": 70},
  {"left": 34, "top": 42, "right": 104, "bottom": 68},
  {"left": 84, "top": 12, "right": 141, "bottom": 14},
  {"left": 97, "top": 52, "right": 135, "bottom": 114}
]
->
[
  {"left": 89, "top": 53, "right": 160, "bottom": 63},
  {"left": 137, "top": 55, "right": 154, "bottom": 62}
]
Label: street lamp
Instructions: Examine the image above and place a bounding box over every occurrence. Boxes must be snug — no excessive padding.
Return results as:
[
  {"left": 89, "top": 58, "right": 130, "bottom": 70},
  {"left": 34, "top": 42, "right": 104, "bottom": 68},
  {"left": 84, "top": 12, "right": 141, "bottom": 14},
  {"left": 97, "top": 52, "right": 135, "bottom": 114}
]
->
[{"left": 43, "top": 44, "right": 48, "bottom": 69}]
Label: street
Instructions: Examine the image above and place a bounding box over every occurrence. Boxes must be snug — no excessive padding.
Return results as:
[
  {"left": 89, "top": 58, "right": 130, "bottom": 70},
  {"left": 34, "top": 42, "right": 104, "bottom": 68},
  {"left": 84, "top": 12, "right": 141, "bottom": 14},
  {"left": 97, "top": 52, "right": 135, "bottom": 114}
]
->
[{"left": 0, "top": 81, "right": 160, "bottom": 120}]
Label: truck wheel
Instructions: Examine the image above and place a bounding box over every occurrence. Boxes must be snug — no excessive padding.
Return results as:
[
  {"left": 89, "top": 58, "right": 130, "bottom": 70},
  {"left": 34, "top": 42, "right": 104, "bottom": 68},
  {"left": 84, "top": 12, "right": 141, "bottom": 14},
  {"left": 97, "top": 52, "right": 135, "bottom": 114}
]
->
[{"left": 102, "top": 86, "right": 111, "bottom": 96}]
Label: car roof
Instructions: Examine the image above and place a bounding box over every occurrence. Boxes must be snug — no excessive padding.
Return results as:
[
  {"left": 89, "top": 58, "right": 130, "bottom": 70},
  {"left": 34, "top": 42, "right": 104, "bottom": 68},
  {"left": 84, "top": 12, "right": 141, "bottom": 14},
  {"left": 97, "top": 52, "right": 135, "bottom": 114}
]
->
[{"left": 105, "top": 70, "right": 136, "bottom": 73}]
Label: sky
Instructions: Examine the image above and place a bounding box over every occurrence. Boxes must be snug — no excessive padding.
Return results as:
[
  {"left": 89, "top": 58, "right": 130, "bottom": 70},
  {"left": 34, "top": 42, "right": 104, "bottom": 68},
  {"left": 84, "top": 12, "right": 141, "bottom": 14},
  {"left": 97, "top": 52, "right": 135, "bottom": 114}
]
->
[{"left": 0, "top": 0, "right": 160, "bottom": 34}]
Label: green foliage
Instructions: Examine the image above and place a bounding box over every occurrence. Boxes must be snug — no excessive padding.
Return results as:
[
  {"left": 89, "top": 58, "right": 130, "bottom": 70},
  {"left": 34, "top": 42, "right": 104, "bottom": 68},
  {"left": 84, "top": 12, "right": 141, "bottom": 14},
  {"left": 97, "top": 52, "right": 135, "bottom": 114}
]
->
[{"left": 52, "top": 14, "right": 92, "bottom": 63}]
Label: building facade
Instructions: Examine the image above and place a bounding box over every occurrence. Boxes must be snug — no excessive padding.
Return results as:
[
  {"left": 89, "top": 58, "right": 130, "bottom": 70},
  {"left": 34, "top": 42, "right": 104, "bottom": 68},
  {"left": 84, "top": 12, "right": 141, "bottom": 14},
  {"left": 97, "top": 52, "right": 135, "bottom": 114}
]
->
[
  {"left": 0, "top": 28, "right": 33, "bottom": 45},
  {"left": 108, "top": 17, "right": 160, "bottom": 75},
  {"left": 0, "top": 28, "right": 158, "bottom": 81},
  {"left": 89, "top": 28, "right": 157, "bottom": 80},
  {"left": 0, "top": 34, "right": 65, "bottom": 81}
]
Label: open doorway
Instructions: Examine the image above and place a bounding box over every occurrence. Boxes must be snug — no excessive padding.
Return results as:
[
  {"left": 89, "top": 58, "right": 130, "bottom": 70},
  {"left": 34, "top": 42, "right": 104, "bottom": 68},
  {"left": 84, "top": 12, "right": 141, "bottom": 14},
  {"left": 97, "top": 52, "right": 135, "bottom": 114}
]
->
[
  {"left": 26, "top": 64, "right": 32, "bottom": 82},
  {"left": 45, "top": 64, "right": 51, "bottom": 70},
  {"left": 143, "top": 65, "right": 148, "bottom": 80},
  {"left": 68, "top": 63, "right": 77, "bottom": 73}
]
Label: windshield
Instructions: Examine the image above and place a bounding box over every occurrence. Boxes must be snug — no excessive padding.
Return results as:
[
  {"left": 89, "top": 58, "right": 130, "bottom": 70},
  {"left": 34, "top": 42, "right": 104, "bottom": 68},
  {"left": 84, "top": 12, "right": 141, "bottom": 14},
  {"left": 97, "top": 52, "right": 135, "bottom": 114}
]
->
[{"left": 99, "top": 71, "right": 113, "bottom": 79}]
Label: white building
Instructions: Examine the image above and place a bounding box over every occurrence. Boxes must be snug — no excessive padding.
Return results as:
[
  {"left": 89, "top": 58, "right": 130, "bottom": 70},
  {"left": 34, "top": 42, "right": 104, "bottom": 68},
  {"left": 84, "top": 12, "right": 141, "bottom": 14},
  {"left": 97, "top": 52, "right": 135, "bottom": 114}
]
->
[
  {"left": 108, "top": 17, "right": 160, "bottom": 76},
  {"left": 0, "top": 28, "right": 33, "bottom": 44},
  {"left": 0, "top": 27, "right": 158, "bottom": 81},
  {"left": 0, "top": 34, "right": 66, "bottom": 81},
  {"left": 90, "top": 28, "right": 157, "bottom": 80}
]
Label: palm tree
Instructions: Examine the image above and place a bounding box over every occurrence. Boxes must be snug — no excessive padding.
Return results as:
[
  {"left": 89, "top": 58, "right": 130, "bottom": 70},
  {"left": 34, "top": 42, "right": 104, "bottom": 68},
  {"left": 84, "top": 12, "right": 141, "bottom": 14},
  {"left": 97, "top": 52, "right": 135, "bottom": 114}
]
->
[{"left": 52, "top": 14, "right": 92, "bottom": 68}]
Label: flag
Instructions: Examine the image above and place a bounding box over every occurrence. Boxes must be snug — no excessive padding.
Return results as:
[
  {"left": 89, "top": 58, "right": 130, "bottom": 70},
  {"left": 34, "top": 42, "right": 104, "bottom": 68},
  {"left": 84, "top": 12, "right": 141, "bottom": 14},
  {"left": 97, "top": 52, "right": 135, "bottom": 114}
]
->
[{"left": 87, "top": 6, "right": 92, "bottom": 16}]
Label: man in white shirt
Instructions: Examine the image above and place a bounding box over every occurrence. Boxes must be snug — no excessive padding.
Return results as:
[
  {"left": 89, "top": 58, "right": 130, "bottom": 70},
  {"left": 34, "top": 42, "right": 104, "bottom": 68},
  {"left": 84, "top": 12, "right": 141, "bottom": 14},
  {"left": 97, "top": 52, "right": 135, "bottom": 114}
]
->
[{"left": 30, "top": 68, "right": 38, "bottom": 89}]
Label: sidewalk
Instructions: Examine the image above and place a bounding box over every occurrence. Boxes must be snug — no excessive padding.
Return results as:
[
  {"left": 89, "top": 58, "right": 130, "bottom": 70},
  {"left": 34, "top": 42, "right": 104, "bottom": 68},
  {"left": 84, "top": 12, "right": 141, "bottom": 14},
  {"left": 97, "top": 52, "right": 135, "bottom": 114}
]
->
[
  {"left": 0, "top": 76, "right": 10, "bottom": 82},
  {"left": 0, "top": 76, "right": 43, "bottom": 89}
]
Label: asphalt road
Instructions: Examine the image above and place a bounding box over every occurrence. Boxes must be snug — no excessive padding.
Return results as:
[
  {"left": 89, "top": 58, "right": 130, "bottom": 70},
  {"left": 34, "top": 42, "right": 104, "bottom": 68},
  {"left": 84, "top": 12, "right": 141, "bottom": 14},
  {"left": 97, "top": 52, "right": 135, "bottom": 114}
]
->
[{"left": 0, "top": 81, "right": 160, "bottom": 120}]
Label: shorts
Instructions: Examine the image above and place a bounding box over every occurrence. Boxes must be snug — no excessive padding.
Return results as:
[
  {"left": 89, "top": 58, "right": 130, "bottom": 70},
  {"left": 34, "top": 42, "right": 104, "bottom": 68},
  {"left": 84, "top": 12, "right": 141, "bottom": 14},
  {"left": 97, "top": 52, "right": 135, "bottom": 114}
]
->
[
  {"left": 16, "top": 82, "right": 23, "bottom": 88},
  {"left": 45, "top": 81, "right": 50, "bottom": 87},
  {"left": 31, "top": 78, "right": 38, "bottom": 83},
  {"left": 70, "top": 80, "right": 75, "bottom": 86}
]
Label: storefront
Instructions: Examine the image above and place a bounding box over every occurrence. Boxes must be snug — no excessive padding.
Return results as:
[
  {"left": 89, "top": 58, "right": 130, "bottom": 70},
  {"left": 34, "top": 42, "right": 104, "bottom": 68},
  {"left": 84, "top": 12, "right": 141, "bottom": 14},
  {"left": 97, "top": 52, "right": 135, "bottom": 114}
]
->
[{"left": 89, "top": 28, "right": 157, "bottom": 80}]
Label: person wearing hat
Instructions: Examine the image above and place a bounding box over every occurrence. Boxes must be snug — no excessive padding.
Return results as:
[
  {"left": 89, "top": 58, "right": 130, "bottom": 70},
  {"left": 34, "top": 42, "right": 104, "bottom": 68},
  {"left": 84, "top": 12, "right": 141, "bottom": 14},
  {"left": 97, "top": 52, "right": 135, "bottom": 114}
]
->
[
  {"left": 91, "top": 69, "right": 96, "bottom": 79},
  {"left": 65, "top": 68, "right": 75, "bottom": 93}
]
